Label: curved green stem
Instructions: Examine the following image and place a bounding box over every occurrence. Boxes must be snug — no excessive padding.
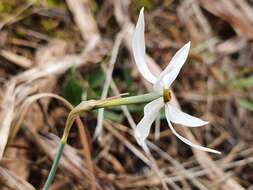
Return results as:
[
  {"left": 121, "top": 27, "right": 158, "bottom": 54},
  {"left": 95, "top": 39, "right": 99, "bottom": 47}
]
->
[
  {"left": 43, "top": 92, "right": 162, "bottom": 190},
  {"left": 43, "top": 141, "right": 65, "bottom": 190}
]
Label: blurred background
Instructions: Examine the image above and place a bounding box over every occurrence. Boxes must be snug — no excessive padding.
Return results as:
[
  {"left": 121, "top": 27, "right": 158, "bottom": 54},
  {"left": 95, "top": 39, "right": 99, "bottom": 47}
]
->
[{"left": 0, "top": 0, "right": 252, "bottom": 189}]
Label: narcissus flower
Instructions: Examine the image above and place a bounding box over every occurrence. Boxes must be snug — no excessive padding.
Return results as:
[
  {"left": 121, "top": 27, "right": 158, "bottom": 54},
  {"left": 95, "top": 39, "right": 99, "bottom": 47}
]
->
[{"left": 132, "top": 8, "right": 220, "bottom": 154}]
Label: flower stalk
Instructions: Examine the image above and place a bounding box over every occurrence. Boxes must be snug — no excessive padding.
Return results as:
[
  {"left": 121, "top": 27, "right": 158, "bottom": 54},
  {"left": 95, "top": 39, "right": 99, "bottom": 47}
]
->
[
  {"left": 43, "top": 92, "right": 162, "bottom": 190},
  {"left": 43, "top": 142, "right": 65, "bottom": 190}
]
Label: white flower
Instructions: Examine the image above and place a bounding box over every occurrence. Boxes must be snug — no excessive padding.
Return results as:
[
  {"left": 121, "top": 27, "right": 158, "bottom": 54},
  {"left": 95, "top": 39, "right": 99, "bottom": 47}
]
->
[{"left": 132, "top": 8, "right": 220, "bottom": 154}]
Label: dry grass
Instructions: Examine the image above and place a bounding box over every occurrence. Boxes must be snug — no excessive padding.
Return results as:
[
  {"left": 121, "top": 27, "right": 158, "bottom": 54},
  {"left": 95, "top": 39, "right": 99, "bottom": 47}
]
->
[{"left": 0, "top": 0, "right": 252, "bottom": 189}]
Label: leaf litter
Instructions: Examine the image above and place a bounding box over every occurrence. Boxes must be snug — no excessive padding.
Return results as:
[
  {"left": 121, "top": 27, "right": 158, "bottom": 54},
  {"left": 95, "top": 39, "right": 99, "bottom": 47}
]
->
[{"left": 0, "top": 0, "right": 253, "bottom": 189}]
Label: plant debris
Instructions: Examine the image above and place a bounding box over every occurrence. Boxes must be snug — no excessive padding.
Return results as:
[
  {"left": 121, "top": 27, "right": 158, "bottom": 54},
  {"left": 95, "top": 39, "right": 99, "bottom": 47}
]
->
[{"left": 0, "top": 0, "right": 253, "bottom": 189}]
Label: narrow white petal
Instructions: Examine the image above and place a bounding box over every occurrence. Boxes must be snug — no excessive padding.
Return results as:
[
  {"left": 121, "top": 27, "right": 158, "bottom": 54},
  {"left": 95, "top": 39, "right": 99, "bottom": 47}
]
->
[
  {"left": 155, "top": 42, "right": 191, "bottom": 88},
  {"left": 134, "top": 98, "right": 164, "bottom": 146},
  {"left": 166, "top": 120, "right": 221, "bottom": 154},
  {"left": 165, "top": 104, "right": 209, "bottom": 127},
  {"left": 132, "top": 8, "right": 157, "bottom": 84},
  {"left": 168, "top": 121, "right": 221, "bottom": 154}
]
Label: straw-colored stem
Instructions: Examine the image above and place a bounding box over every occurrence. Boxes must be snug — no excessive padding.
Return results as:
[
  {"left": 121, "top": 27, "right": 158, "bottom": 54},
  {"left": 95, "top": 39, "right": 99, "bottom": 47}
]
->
[{"left": 43, "top": 92, "right": 162, "bottom": 190}]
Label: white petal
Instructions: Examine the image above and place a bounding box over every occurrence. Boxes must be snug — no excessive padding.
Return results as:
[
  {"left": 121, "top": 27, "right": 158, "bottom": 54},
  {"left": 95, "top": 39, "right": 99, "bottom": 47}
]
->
[
  {"left": 134, "top": 98, "right": 164, "bottom": 146},
  {"left": 166, "top": 119, "right": 221, "bottom": 154},
  {"left": 155, "top": 42, "right": 191, "bottom": 88},
  {"left": 132, "top": 8, "right": 157, "bottom": 84},
  {"left": 165, "top": 104, "right": 209, "bottom": 127}
]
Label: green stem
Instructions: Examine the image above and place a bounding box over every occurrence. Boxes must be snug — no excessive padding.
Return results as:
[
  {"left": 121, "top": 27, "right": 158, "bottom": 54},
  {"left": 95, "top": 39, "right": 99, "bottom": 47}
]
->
[
  {"left": 43, "top": 92, "right": 162, "bottom": 189},
  {"left": 95, "top": 92, "right": 161, "bottom": 108},
  {"left": 43, "top": 141, "right": 65, "bottom": 190}
]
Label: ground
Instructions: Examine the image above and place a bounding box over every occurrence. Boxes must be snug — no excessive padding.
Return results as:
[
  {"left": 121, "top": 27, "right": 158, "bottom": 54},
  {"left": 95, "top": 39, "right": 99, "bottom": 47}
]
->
[{"left": 0, "top": 0, "right": 252, "bottom": 189}]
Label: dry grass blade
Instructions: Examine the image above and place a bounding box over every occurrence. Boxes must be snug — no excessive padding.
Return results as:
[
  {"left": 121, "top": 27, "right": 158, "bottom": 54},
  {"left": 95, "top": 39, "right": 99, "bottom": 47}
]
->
[
  {"left": 29, "top": 132, "right": 96, "bottom": 189},
  {"left": 198, "top": 0, "right": 253, "bottom": 39},
  {"left": 104, "top": 122, "right": 180, "bottom": 190},
  {"left": 178, "top": 129, "right": 246, "bottom": 190},
  {"left": 0, "top": 82, "right": 15, "bottom": 160},
  {"left": 0, "top": 2, "right": 34, "bottom": 30},
  {"left": 216, "top": 37, "right": 247, "bottom": 55},
  {"left": 3, "top": 137, "right": 30, "bottom": 182},
  {"left": 0, "top": 0, "right": 106, "bottom": 188},
  {"left": 0, "top": 166, "right": 35, "bottom": 190},
  {"left": 0, "top": 0, "right": 252, "bottom": 189},
  {"left": 178, "top": 0, "right": 212, "bottom": 44},
  {"left": 104, "top": 122, "right": 150, "bottom": 165},
  {"left": 10, "top": 92, "right": 96, "bottom": 190},
  {"left": 13, "top": 55, "right": 86, "bottom": 84},
  {"left": 147, "top": 142, "right": 208, "bottom": 190},
  {"left": 95, "top": 32, "right": 123, "bottom": 139},
  {"left": 0, "top": 50, "right": 33, "bottom": 69},
  {"left": 10, "top": 93, "right": 73, "bottom": 140},
  {"left": 66, "top": 0, "right": 100, "bottom": 42}
]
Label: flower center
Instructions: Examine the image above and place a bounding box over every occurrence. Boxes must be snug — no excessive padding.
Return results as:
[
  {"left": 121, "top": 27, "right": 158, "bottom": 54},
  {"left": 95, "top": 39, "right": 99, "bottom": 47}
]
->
[{"left": 163, "top": 88, "right": 171, "bottom": 103}]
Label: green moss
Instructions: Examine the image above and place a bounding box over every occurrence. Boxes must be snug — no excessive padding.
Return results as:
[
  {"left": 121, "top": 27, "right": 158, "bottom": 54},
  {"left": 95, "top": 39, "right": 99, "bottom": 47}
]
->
[
  {"left": 40, "top": 19, "right": 59, "bottom": 31},
  {"left": 133, "top": 0, "right": 154, "bottom": 11}
]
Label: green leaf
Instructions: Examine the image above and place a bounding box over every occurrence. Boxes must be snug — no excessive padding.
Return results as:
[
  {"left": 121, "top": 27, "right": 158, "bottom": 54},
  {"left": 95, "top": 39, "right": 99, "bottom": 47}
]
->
[
  {"left": 63, "top": 69, "right": 83, "bottom": 106},
  {"left": 47, "top": 0, "right": 58, "bottom": 7},
  {"left": 92, "top": 109, "right": 123, "bottom": 123},
  {"left": 88, "top": 68, "right": 105, "bottom": 89},
  {"left": 104, "top": 110, "right": 123, "bottom": 123},
  {"left": 239, "top": 99, "right": 253, "bottom": 112},
  {"left": 230, "top": 76, "right": 253, "bottom": 88},
  {"left": 123, "top": 66, "right": 134, "bottom": 92},
  {"left": 86, "top": 68, "right": 105, "bottom": 99},
  {"left": 133, "top": 0, "right": 154, "bottom": 11}
]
